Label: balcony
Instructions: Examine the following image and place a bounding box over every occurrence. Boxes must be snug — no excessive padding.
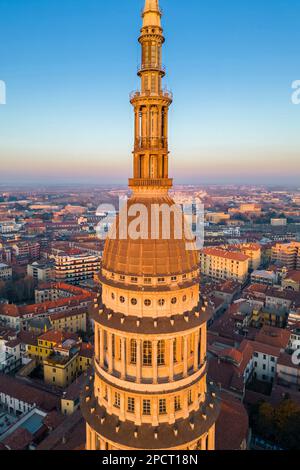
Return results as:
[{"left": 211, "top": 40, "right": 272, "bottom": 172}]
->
[
  {"left": 137, "top": 63, "right": 166, "bottom": 73},
  {"left": 130, "top": 89, "right": 173, "bottom": 101},
  {"left": 134, "top": 136, "right": 168, "bottom": 150},
  {"left": 128, "top": 178, "right": 173, "bottom": 188}
]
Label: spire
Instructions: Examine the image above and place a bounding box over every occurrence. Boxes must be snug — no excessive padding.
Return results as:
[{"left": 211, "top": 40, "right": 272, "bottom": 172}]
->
[
  {"left": 143, "top": 0, "right": 161, "bottom": 28},
  {"left": 144, "top": 0, "right": 160, "bottom": 12}
]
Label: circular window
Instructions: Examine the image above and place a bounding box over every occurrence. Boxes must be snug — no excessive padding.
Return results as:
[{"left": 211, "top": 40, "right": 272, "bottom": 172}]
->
[
  {"left": 144, "top": 299, "right": 151, "bottom": 307},
  {"left": 171, "top": 297, "right": 177, "bottom": 305},
  {"left": 120, "top": 296, "right": 125, "bottom": 304},
  {"left": 158, "top": 299, "right": 165, "bottom": 307},
  {"left": 111, "top": 293, "right": 115, "bottom": 300},
  {"left": 182, "top": 295, "right": 187, "bottom": 302},
  {"left": 131, "top": 298, "right": 137, "bottom": 306}
]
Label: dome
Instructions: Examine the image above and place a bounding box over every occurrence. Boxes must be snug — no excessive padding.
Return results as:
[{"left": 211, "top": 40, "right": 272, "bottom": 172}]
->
[{"left": 102, "top": 195, "right": 199, "bottom": 277}]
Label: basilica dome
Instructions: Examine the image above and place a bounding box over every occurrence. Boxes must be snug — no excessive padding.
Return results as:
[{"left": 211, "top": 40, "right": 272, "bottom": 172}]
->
[{"left": 102, "top": 195, "right": 199, "bottom": 277}]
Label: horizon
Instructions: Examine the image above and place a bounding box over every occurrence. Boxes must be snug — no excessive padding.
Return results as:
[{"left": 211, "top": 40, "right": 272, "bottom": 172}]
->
[{"left": 0, "top": 0, "right": 300, "bottom": 185}]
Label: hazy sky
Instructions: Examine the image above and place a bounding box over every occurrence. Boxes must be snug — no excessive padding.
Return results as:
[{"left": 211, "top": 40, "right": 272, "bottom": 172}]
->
[{"left": 0, "top": 0, "right": 299, "bottom": 186}]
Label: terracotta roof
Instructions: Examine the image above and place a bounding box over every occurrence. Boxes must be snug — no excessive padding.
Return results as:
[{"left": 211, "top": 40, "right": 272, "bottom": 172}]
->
[
  {"left": 0, "top": 304, "right": 19, "bottom": 318},
  {"left": 5, "top": 338, "right": 21, "bottom": 348},
  {"left": 216, "top": 392, "right": 249, "bottom": 450},
  {"left": 2, "top": 428, "right": 33, "bottom": 450},
  {"left": 208, "top": 358, "right": 244, "bottom": 394},
  {"left": 201, "top": 247, "right": 249, "bottom": 262},
  {"left": 18, "top": 330, "right": 39, "bottom": 346},
  {"left": 255, "top": 325, "right": 290, "bottom": 349},
  {"left": 79, "top": 343, "right": 94, "bottom": 359},
  {"left": 245, "top": 283, "right": 269, "bottom": 294},
  {"left": 0, "top": 375, "right": 59, "bottom": 411},
  {"left": 50, "top": 308, "right": 87, "bottom": 321},
  {"left": 36, "top": 410, "right": 86, "bottom": 450},
  {"left": 63, "top": 373, "right": 87, "bottom": 401},
  {"left": 284, "top": 270, "right": 300, "bottom": 283},
  {"left": 251, "top": 340, "right": 281, "bottom": 357},
  {"left": 277, "top": 352, "right": 300, "bottom": 369},
  {"left": 43, "top": 410, "right": 65, "bottom": 430}
]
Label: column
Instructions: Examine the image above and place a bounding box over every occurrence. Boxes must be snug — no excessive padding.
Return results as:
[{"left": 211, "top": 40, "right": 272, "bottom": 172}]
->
[
  {"left": 86, "top": 424, "right": 91, "bottom": 450},
  {"left": 194, "top": 330, "right": 199, "bottom": 371},
  {"left": 91, "top": 430, "right": 97, "bottom": 450},
  {"left": 108, "top": 332, "right": 113, "bottom": 373},
  {"left": 120, "top": 393, "right": 125, "bottom": 421},
  {"left": 107, "top": 386, "right": 112, "bottom": 415},
  {"left": 153, "top": 340, "right": 158, "bottom": 384},
  {"left": 169, "top": 338, "right": 174, "bottom": 381},
  {"left": 153, "top": 398, "right": 158, "bottom": 427},
  {"left": 136, "top": 339, "right": 141, "bottom": 383},
  {"left": 94, "top": 325, "right": 99, "bottom": 360},
  {"left": 99, "top": 327, "right": 104, "bottom": 367},
  {"left": 100, "top": 440, "right": 106, "bottom": 450},
  {"left": 200, "top": 324, "right": 206, "bottom": 364},
  {"left": 208, "top": 425, "right": 215, "bottom": 450},
  {"left": 121, "top": 337, "right": 126, "bottom": 379},
  {"left": 183, "top": 335, "right": 188, "bottom": 377},
  {"left": 135, "top": 397, "right": 141, "bottom": 426}
]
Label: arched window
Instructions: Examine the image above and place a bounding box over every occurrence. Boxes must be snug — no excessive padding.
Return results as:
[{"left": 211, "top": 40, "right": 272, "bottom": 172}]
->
[
  {"left": 143, "top": 341, "right": 152, "bottom": 366},
  {"left": 130, "top": 339, "right": 137, "bottom": 364},
  {"left": 157, "top": 340, "right": 165, "bottom": 366}
]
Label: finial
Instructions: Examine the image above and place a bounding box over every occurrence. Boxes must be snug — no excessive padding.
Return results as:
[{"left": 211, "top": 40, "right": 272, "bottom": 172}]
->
[
  {"left": 144, "top": 0, "right": 160, "bottom": 12},
  {"left": 143, "top": 0, "right": 161, "bottom": 27}
]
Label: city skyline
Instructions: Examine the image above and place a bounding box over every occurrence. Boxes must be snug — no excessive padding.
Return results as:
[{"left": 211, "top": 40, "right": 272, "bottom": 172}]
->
[{"left": 0, "top": 0, "right": 300, "bottom": 186}]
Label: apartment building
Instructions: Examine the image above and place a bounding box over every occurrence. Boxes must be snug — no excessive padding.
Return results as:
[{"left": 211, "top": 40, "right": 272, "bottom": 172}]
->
[
  {"left": 0, "top": 263, "right": 12, "bottom": 281},
  {"left": 200, "top": 248, "right": 249, "bottom": 283},
  {"left": 271, "top": 241, "right": 300, "bottom": 270},
  {"left": 54, "top": 249, "right": 101, "bottom": 285}
]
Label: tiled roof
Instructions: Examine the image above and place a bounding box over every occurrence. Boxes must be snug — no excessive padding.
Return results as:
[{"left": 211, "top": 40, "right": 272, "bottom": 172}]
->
[
  {"left": 216, "top": 392, "right": 249, "bottom": 450},
  {"left": 201, "top": 247, "right": 249, "bottom": 262},
  {"left": 2, "top": 428, "right": 33, "bottom": 450},
  {"left": 0, "top": 304, "right": 19, "bottom": 318},
  {"left": 36, "top": 410, "right": 85, "bottom": 450},
  {"left": 0, "top": 375, "right": 59, "bottom": 411},
  {"left": 284, "top": 270, "right": 300, "bottom": 283},
  {"left": 79, "top": 343, "right": 94, "bottom": 359},
  {"left": 255, "top": 325, "right": 290, "bottom": 349}
]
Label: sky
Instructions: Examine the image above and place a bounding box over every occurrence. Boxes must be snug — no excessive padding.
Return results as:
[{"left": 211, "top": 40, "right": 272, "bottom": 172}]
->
[{"left": 0, "top": 0, "right": 299, "bottom": 186}]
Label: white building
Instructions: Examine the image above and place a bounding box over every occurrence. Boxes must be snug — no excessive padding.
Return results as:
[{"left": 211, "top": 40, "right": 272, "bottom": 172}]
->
[
  {"left": 0, "top": 263, "right": 12, "bottom": 281},
  {"left": 27, "top": 261, "right": 54, "bottom": 282}
]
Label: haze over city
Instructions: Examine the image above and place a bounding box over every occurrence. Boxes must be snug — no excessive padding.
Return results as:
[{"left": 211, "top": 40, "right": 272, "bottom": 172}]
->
[{"left": 0, "top": 0, "right": 299, "bottom": 186}]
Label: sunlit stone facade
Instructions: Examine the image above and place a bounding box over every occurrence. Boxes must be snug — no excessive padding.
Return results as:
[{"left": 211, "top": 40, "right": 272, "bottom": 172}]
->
[{"left": 82, "top": 0, "right": 219, "bottom": 450}]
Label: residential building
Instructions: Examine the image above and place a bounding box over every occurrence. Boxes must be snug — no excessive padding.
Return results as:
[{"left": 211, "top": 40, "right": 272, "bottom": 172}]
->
[
  {"left": 0, "top": 262, "right": 12, "bottom": 281},
  {"left": 54, "top": 249, "right": 101, "bottom": 285},
  {"left": 200, "top": 248, "right": 249, "bottom": 283},
  {"left": 282, "top": 270, "right": 300, "bottom": 292},
  {"left": 27, "top": 261, "right": 54, "bottom": 282},
  {"left": 271, "top": 241, "right": 300, "bottom": 269}
]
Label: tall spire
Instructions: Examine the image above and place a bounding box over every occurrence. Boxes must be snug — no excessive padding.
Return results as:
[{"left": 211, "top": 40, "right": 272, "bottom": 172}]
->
[
  {"left": 129, "top": 0, "right": 172, "bottom": 192},
  {"left": 144, "top": 0, "right": 160, "bottom": 12},
  {"left": 142, "top": 0, "right": 161, "bottom": 27}
]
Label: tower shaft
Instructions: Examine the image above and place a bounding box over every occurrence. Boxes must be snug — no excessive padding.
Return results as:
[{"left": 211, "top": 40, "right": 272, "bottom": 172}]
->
[{"left": 129, "top": 0, "right": 172, "bottom": 191}]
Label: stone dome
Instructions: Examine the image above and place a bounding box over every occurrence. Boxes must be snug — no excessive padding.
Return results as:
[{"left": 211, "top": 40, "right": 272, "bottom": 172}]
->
[{"left": 102, "top": 195, "right": 199, "bottom": 277}]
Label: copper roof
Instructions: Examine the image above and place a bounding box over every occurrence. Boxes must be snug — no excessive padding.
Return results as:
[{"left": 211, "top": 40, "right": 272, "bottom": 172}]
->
[{"left": 102, "top": 195, "right": 199, "bottom": 276}]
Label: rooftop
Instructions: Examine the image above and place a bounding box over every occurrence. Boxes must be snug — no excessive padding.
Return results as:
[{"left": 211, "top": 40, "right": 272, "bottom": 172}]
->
[{"left": 201, "top": 247, "right": 249, "bottom": 262}]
